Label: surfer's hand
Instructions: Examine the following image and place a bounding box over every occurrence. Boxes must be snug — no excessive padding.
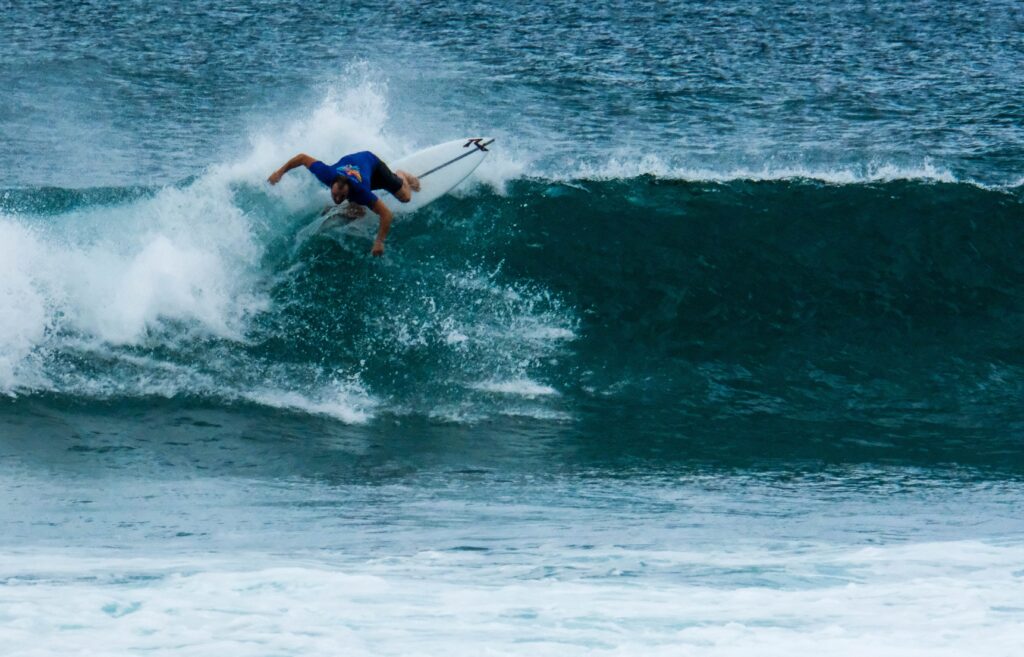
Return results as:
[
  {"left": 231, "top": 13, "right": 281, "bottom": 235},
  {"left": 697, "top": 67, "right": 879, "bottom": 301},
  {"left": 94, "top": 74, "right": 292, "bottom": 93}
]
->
[
  {"left": 267, "top": 170, "right": 283, "bottom": 185},
  {"left": 372, "top": 239, "right": 385, "bottom": 257}
]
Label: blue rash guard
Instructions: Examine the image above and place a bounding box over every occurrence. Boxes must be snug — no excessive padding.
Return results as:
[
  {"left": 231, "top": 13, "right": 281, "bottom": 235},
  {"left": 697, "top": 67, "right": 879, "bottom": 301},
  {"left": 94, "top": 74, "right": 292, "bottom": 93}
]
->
[{"left": 308, "top": 151, "right": 380, "bottom": 207}]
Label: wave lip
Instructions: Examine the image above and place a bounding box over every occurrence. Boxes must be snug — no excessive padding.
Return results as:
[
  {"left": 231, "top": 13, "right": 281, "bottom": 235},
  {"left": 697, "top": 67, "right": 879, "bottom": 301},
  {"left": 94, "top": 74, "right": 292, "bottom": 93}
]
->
[{"left": 568, "top": 153, "right": 963, "bottom": 185}]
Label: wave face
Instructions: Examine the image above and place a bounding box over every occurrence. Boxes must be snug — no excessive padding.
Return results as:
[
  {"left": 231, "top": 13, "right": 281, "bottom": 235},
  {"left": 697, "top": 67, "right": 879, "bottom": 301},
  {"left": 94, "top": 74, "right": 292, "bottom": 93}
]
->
[{"left": 3, "top": 170, "right": 1023, "bottom": 463}]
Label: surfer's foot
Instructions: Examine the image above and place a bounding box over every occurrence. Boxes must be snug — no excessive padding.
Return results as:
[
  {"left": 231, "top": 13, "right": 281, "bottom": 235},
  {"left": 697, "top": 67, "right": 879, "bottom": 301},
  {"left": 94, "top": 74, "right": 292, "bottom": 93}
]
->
[{"left": 399, "top": 171, "right": 421, "bottom": 192}]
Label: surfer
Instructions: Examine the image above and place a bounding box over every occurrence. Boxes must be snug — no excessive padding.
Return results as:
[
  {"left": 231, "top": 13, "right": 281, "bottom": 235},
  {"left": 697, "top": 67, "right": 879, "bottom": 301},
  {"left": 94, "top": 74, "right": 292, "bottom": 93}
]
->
[{"left": 267, "top": 151, "right": 420, "bottom": 256}]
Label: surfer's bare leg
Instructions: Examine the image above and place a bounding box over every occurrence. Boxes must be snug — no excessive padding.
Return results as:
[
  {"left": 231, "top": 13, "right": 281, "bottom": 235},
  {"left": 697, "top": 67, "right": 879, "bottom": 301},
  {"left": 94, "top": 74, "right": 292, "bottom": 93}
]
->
[{"left": 393, "top": 170, "right": 420, "bottom": 203}]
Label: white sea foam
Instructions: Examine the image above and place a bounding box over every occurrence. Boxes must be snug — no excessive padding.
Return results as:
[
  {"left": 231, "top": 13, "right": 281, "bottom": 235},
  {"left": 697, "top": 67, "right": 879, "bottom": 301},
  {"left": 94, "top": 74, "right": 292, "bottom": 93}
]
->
[
  {"left": 1, "top": 540, "right": 1021, "bottom": 656},
  {"left": 243, "top": 379, "right": 377, "bottom": 425},
  {"left": 451, "top": 143, "right": 530, "bottom": 195},
  {"left": 497, "top": 406, "right": 573, "bottom": 421},
  {"left": 227, "top": 81, "right": 401, "bottom": 198},
  {"left": 520, "top": 326, "right": 576, "bottom": 341},
  {"left": 0, "top": 175, "right": 264, "bottom": 396},
  {"left": 236, "top": 75, "right": 529, "bottom": 203},
  {"left": 0, "top": 220, "right": 51, "bottom": 392},
  {"left": 472, "top": 378, "right": 559, "bottom": 397}
]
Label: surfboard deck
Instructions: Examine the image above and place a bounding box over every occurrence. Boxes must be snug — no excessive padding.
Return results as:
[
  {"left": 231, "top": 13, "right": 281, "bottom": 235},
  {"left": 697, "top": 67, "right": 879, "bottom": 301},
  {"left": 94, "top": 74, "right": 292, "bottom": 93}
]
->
[{"left": 382, "top": 137, "right": 494, "bottom": 213}]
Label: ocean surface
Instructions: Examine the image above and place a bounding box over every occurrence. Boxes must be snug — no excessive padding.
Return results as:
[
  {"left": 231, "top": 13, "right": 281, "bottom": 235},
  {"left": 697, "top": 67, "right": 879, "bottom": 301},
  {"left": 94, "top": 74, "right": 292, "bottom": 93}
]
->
[{"left": 2, "top": 1, "right": 1023, "bottom": 654}]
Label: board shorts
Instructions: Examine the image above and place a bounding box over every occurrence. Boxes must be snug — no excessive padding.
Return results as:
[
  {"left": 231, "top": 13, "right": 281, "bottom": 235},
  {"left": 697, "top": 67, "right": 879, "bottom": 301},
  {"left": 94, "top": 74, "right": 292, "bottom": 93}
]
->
[{"left": 370, "top": 158, "right": 404, "bottom": 194}]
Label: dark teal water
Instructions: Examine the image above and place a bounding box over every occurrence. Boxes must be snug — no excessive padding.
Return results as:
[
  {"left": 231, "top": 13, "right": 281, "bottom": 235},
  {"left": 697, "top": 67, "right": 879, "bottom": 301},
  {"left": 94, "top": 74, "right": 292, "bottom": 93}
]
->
[{"left": 1, "top": 2, "right": 1023, "bottom": 655}]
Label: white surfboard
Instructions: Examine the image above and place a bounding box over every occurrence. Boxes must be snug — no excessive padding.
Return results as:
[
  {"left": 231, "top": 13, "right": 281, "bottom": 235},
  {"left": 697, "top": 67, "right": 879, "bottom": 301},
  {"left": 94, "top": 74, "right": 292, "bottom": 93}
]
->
[
  {"left": 382, "top": 137, "right": 494, "bottom": 213},
  {"left": 301, "top": 137, "right": 493, "bottom": 245}
]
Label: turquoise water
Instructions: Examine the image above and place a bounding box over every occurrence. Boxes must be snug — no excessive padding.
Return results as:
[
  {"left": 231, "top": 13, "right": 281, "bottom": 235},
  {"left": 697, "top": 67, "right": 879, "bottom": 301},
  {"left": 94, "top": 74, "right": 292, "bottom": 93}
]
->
[{"left": 2, "top": 2, "right": 1023, "bottom": 655}]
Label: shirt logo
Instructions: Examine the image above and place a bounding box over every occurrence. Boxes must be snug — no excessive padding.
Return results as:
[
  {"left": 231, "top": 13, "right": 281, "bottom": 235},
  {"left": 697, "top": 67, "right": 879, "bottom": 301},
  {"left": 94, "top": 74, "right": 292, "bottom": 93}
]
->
[{"left": 339, "top": 164, "right": 362, "bottom": 183}]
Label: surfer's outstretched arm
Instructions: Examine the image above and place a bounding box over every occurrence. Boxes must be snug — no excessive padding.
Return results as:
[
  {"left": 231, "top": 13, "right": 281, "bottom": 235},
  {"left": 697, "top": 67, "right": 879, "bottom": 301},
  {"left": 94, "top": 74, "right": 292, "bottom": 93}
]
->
[
  {"left": 268, "top": 153, "right": 316, "bottom": 184},
  {"left": 370, "top": 199, "right": 393, "bottom": 257}
]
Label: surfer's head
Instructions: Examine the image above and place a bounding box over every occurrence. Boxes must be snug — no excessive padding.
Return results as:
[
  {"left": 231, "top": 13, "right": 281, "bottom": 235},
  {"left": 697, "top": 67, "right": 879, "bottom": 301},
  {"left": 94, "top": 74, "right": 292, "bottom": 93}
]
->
[{"left": 330, "top": 176, "right": 350, "bottom": 204}]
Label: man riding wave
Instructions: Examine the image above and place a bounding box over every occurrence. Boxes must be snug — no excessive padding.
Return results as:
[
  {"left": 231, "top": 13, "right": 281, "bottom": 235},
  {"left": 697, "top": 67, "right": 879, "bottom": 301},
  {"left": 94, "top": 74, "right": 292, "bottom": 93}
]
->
[{"left": 268, "top": 151, "right": 420, "bottom": 256}]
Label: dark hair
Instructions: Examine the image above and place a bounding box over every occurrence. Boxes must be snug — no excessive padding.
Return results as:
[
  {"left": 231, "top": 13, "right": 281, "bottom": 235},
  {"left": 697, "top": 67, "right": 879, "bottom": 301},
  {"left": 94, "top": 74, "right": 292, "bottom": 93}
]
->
[{"left": 332, "top": 176, "right": 349, "bottom": 188}]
